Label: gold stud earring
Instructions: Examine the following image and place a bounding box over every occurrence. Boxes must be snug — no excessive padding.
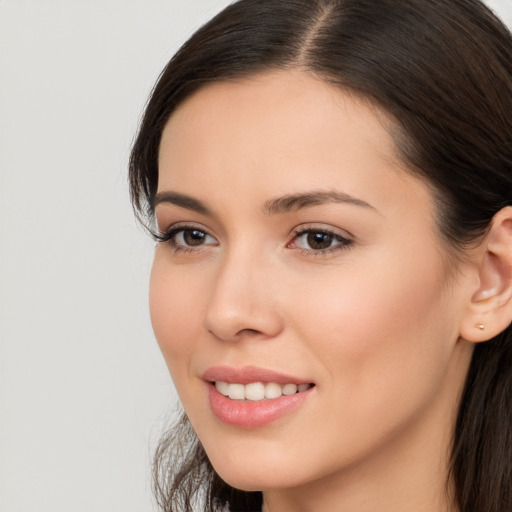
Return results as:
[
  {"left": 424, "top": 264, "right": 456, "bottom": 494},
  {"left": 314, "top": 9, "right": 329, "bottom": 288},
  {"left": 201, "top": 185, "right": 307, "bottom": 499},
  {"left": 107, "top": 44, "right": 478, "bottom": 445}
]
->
[{"left": 475, "top": 322, "right": 485, "bottom": 332}]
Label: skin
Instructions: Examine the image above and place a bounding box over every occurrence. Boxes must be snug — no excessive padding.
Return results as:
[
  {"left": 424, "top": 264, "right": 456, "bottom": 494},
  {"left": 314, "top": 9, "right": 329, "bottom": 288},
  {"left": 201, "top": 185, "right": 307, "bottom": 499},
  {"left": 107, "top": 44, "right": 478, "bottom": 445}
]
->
[{"left": 150, "top": 71, "right": 479, "bottom": 512}]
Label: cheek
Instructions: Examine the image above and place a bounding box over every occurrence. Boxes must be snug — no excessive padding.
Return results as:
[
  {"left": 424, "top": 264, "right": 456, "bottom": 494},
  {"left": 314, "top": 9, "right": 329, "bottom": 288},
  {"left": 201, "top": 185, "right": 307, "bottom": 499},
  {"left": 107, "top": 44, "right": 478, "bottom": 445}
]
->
[
  {"left": 287, "top": 246, "right": 455, "bottom": 396},
  {"left": 149, "top": 255, "right": 203, "bottom": 376}
]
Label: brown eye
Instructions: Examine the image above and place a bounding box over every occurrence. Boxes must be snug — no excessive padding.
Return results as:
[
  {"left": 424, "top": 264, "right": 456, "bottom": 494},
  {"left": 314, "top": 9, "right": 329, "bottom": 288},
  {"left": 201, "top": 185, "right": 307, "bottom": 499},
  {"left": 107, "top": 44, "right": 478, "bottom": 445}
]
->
[
  {"left": 182, "top": 229, "right": 207, "bottom": 246},
  {"left": 307, "top": 232, "right": 334, "bottom": 250},
  {"left": 292, "top": 228, "right": 353, "bottom": 253},
  {"left": 158, "top": 227, "right": 217, "bottom": 250}
]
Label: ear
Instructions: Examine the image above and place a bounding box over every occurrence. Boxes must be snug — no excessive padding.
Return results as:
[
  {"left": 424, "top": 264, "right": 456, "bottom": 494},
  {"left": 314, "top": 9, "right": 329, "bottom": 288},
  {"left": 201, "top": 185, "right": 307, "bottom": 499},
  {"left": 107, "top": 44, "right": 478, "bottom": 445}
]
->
[{"left": 460, "top": 206, "right": 512, "bottom": 343}]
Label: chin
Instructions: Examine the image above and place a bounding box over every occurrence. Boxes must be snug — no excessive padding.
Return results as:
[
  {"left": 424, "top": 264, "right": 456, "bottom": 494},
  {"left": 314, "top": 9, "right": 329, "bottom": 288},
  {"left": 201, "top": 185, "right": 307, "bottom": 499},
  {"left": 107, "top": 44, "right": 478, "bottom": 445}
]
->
[
  {"left": 204, "top": 443, "right": 311, "bottom": 492},
  {"left": 214, "top": 467, "right": 292, "bottom": 493}
]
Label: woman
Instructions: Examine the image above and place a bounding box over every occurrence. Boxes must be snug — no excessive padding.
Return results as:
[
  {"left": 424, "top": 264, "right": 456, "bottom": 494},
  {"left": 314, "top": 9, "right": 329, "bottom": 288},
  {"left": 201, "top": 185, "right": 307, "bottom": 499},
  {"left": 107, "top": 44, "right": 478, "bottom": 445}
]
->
[{"left": 129, "top": 1, "right": 512, "bottom": 511}]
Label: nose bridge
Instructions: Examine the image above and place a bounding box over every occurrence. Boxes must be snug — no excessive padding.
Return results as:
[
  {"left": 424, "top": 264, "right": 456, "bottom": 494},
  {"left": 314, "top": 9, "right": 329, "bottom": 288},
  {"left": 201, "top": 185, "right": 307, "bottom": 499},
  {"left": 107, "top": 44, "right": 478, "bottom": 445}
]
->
[{"left": 204, "top": 241, "right": 282, "bottom": 341}]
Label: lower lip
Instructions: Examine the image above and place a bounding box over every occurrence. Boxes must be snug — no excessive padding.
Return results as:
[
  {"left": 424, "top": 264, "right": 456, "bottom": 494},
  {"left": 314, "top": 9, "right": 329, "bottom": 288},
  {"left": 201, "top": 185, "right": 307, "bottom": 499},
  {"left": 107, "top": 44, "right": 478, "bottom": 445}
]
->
[{"left": 207, "top": 383, "right": 313, "bottom": 428}]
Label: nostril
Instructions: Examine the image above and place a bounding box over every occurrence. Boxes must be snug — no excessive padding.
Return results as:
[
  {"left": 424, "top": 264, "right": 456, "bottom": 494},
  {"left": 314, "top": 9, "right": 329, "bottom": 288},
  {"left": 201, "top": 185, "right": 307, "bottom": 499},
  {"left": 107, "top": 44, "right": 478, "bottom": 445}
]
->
[
  {"left": 237, "top": 328, "right": 263, "bottom": 337},
  {"left": 204, "top": 291, "right": 284, "bottom": 342}
]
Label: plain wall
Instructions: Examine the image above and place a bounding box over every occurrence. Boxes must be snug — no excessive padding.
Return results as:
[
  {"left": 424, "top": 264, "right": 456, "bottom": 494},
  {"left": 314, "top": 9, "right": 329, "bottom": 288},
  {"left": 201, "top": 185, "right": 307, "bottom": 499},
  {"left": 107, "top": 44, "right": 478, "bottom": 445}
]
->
[
  {"left": 0, "top": 1, "right": 510, "bottom": 511},
  {"left": 0, "top": 2, "right": 233, "bottom": 511}
]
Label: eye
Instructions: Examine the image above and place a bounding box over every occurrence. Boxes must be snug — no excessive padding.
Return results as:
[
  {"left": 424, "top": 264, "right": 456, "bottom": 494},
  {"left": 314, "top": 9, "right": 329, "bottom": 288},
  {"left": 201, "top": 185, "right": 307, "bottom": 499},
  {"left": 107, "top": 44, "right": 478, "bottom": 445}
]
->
[
  {"left": 155, "top": 225, "right": 217, "bottom": 252},
  {"left": 174, "top": 228, "right": 213, "bottom": 247},
  {"left": 289, "top": 227, "right": 353, "bottom": 254}
]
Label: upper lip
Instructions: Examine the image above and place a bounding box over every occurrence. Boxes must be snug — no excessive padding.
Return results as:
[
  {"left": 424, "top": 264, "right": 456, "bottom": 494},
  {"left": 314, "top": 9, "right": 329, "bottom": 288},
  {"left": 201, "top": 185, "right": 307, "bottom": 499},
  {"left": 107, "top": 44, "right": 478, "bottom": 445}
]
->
[{"left": 202, "top": 365, "right": 313, "bottom": 385}]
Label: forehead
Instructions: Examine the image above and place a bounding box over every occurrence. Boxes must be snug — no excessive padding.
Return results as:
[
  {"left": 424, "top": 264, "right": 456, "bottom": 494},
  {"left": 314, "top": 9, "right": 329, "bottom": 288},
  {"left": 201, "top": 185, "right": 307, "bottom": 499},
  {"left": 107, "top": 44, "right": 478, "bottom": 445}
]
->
[
  {"left": 159, "top": 70, "right": 403, "bottom": 172},
  {"left": 157, "top": 70, "right": 431, "bottom": 219}
]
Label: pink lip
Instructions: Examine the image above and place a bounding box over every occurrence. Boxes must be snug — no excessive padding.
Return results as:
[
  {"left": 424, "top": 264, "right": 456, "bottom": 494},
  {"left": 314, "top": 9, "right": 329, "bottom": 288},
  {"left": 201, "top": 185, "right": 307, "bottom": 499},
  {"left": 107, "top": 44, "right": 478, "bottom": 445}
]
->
[
  {"left": 203, "top": 365, "right": 315, "bottom": 428},
  {"left": 202, "top": 365, "right": 312, "bottom": 385}
]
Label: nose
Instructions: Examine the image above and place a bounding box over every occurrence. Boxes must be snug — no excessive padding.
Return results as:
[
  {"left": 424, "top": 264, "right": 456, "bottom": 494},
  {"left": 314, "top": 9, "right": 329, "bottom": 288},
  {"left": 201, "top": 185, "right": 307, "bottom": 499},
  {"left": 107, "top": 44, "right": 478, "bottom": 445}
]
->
[{"left": 203, "top": 251, "right": 284, "bottom": 342}]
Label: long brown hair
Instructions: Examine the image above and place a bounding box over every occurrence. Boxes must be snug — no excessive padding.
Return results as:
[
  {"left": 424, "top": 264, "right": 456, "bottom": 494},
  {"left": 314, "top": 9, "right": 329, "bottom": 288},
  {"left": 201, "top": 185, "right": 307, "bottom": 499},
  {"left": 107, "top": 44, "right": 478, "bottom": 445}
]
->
[{"left": 129, "top": 1, "right": 512, "bottom": 510}]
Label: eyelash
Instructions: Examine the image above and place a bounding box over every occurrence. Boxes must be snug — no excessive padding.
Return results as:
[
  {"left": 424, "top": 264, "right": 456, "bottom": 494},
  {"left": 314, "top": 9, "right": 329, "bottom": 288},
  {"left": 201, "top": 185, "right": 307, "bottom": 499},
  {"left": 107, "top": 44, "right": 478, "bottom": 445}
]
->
[
  {"left": 288, "top": 225, "right": 353, "bottom": 255},
  {"left": 154, "top": 224, "right": 353, "bottom": 255},
  {"left": 154, "top": 224, "right": 217, "bottom": 254}
]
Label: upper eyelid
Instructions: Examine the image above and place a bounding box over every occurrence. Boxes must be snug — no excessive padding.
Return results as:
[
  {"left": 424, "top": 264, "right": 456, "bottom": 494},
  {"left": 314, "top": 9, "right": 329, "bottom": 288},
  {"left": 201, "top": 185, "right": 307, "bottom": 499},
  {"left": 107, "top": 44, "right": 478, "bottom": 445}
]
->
[
  {"left": 155, "top": 220, "right": 213, "bottom": 235},
  {"left": 154, "top": 221, "right": 354, "bottom": 245},
  {"left": 290, "top": 223, "right": 354, "bottom": 239},
  {"left": 154, "top": 225, "right": 218, "bottom": 250},
  {"left": 290, "top": 228, "right": 352, "bottom": 245}
]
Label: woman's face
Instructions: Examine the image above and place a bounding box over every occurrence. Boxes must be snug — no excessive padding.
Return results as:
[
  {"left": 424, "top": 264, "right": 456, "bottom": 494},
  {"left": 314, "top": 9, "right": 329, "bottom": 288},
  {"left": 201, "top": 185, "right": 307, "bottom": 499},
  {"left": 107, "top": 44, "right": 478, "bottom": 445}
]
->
[{"left": 151, "top": 71, "right": 473, "bottom": 494}]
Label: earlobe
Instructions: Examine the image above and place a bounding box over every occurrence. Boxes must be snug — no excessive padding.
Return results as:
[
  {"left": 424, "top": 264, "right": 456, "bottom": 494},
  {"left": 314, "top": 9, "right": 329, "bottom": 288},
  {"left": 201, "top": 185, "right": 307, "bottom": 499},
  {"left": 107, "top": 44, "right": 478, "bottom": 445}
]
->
[{"left": 460, "top": 206, "right": 512, "bottom": 343}]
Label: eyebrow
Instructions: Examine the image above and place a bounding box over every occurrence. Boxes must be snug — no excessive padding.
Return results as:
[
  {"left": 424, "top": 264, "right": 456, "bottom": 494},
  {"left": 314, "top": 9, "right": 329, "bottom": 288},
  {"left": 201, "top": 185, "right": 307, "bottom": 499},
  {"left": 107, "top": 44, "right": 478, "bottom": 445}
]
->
[
  {"left": 263, "top": 190, "right": 376, "bottom": 215},
  {"left": 152, "top": 191, "right": 212, "bottom": 215},
  {"left": 152, "top": 189, "right": 376, "bottom": 216}
]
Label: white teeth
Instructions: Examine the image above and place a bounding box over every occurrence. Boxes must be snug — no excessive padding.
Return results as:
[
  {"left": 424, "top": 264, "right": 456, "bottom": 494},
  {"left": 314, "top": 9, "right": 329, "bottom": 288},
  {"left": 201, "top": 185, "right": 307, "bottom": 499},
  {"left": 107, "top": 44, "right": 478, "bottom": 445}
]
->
[
  {"left": 265, "top": 382, "right": 282, "bottom": 399},
  {"left": 244, "top": 382, "right": 265, "bottom": 401},
  {"left": 228, "top": 383, "right": 245, "bottom": 400},
  {"left": 282, "top": 383, "right": 298, "bottom": 395},
  {"left": 214, "top": 381, "right": 311, "bottom": 401},
  {"left": 215, "top": 381, "right": 230, "bottom": 396}
]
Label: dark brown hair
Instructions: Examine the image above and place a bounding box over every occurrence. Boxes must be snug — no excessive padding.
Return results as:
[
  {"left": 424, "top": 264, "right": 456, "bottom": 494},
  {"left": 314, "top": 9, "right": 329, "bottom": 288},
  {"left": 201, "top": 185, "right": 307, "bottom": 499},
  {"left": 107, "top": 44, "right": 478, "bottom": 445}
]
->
[{"left": 129, "top": 1, "right": 512, "bottom": 511}]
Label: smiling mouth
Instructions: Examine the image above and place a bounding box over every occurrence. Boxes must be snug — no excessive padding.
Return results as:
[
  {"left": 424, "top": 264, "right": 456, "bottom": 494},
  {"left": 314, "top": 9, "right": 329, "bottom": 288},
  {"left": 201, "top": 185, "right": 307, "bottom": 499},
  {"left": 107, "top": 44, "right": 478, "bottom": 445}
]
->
[{"left": 213, "top": 381, "right": 315, "bottom": 401}]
